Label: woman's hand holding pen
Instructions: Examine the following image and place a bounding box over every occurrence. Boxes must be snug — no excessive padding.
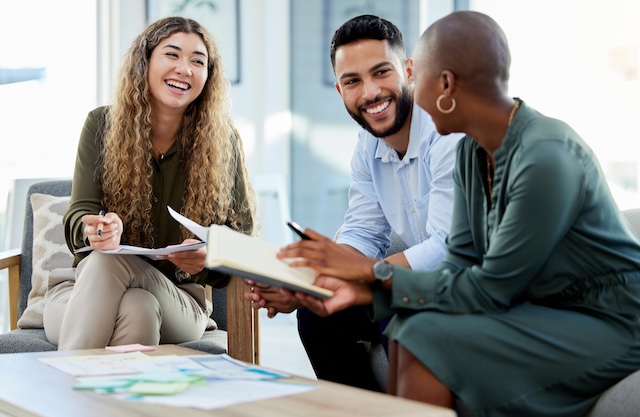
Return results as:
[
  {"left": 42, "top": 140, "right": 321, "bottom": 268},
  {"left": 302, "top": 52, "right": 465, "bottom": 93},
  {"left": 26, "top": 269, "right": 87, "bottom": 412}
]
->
[
  {"left": 276, "top": 228, "right": 377, "bottom": 282},
  {"left": 82, "top": 211, "right": 122, "bottom": 251}
]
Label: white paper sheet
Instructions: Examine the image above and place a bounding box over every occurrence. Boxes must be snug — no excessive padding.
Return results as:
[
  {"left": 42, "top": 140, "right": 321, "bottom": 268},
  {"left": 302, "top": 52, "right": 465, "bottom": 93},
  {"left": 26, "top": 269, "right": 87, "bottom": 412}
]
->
[
  {"left": 74, "top": 241, "right": 205, "bottom": 260},
  {"left": 167, "top": 206, "right": 210, "bottom": 242},
  {"left": 41, "top": 352, "right": 314, "bottom": 410},
  {"left": 74, "top": 206, "right": 208, "bottom": 259},
  {"left": 117, "top": 379, "right": 316, "bottom": 410}
]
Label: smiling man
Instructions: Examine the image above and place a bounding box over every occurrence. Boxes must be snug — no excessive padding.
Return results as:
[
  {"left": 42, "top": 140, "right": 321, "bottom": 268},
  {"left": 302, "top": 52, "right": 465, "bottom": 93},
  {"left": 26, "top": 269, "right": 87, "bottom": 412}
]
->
[{"left": 246, "top": 14, "right": 462, "bottom": 391}]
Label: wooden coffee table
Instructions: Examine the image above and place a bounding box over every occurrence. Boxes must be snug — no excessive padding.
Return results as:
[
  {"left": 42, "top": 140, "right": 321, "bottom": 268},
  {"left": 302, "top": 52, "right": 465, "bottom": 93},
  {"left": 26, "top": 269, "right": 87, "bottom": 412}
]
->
[{"left": 0, "top": 345, "right": 456, "bottom": 417}]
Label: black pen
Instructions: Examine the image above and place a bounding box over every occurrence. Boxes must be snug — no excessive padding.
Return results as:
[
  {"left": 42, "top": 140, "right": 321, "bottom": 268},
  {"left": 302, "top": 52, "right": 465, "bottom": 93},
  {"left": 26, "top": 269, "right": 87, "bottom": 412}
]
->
[{"left": 97, "top": 210, "right": 105, "bottom": 237}]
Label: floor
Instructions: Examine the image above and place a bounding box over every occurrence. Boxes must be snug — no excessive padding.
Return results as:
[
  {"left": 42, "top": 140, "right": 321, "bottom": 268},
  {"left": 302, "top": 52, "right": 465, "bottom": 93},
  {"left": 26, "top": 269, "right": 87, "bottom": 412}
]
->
[{"left": 257, "top": 308, "right": 317, "bottom": 379}]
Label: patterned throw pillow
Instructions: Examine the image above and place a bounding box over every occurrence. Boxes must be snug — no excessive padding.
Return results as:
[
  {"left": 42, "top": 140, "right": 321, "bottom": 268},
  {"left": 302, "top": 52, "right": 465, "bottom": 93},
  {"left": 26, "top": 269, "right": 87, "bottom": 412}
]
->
[{"left": 17, "top": 193, "right": 73, "bottom": 328}]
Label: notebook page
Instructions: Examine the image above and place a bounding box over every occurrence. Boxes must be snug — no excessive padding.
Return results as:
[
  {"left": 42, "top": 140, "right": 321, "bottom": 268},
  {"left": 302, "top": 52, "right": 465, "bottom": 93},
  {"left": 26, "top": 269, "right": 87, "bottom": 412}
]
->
[{"left": 207, "top": 225, "right": 316, "bottom": 284}]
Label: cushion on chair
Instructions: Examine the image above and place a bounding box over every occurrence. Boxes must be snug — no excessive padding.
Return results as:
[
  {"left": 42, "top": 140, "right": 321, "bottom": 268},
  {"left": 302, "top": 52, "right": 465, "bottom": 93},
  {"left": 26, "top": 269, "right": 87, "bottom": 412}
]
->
[
  {"left": 0, "top": 329, "right": 56, "bottom": 353},
  {"left": 18, "top": 193, "right": 73, "bottom": 328},
  {"left": 178, "top": 329, "right": 228, "bottom": 354},
  {"left": 18, "top": 181, "right": 73, "bottom": 320},
  {"left": 622, "top": 208, "right": 640, "bottom": 239},
  {"left": 0, "top": 180, "right": 73, "bottom": 353},
  {"left": 583, "top": 210, "right": 640, "bottom": 416},
  {"left": 587, "top": 369, "right": 640, "bottom": 417}
]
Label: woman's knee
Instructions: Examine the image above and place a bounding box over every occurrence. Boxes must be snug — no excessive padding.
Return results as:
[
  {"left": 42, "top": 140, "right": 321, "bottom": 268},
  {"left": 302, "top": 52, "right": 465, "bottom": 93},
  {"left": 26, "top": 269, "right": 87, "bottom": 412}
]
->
[
  {"left": 396, "top": 343, "right": 453, "bottom": 407},
  {"left": 119, "top": 289, "right": 161, "bottom": 322},
  {"left": 110, "top": 289, "right": 161, "bottom": 345},
  {"left": 77, "top": 251, "right": 111, "bottom": 272},
  {"left": 75, "top": 252, "right": 137, "bottom": 286}
]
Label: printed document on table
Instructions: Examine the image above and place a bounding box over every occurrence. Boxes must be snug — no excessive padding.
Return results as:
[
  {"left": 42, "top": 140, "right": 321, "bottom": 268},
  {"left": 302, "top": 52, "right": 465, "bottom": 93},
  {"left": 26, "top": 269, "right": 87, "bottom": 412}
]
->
[
  {"left": 118, "top": 379, "right": 317, "bottom": 410},
  {"left": 40, "top": 352, "right": 315, "bottom": 409}
]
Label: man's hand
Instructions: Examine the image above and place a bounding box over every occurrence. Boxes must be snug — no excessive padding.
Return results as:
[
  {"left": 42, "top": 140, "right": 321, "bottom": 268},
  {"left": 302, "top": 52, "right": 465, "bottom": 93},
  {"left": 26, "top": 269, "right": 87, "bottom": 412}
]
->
[
  {"left": 277, "top": 228, "right": 377, "bottom": 282},
  {"left": 243, "top": 280, "right": 303, "bottom": 318}
]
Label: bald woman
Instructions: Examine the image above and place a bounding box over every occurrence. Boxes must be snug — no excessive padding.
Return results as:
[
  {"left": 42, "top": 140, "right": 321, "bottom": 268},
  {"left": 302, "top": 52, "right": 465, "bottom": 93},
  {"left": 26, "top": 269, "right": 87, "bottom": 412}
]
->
[{"left": 277, "top": 11, "right": 640, "bottom": 417}]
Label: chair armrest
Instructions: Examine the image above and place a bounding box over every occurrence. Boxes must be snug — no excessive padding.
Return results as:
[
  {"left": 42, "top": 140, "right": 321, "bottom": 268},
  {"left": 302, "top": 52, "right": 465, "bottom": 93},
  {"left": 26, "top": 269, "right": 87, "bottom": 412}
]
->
[
  {"left": 225, "top": 277, "right": 260, "bottom": 364},
  {"left": 0, "top": 248, "right": 21, "bottom": 331}
]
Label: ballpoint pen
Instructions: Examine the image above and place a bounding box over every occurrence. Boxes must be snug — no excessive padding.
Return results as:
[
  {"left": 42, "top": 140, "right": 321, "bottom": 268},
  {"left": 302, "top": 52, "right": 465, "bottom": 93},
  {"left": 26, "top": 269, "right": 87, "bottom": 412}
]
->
[{"left": 97, "top": 210, "right": 105, "bottom": 237}]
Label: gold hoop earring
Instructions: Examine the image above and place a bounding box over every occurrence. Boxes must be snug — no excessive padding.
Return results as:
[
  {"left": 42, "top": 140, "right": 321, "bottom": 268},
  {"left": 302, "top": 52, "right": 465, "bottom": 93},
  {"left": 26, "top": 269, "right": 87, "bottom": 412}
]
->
[{"left": 436, "top": 94, "right": 456, "bottom": 114}]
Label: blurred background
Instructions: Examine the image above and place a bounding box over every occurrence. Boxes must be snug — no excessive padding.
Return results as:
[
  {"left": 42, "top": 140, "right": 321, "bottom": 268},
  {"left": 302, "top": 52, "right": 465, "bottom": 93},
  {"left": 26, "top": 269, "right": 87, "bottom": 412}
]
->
[{"left": 1, "top": 0, "right": 639, "bottom": 376}]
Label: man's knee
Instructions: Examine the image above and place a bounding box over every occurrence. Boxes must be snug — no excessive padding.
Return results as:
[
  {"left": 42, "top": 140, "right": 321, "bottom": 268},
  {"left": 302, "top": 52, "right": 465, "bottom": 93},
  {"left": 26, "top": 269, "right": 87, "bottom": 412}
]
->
[{"left": 297, "top": 307, "right": 328, "bottom": 341}]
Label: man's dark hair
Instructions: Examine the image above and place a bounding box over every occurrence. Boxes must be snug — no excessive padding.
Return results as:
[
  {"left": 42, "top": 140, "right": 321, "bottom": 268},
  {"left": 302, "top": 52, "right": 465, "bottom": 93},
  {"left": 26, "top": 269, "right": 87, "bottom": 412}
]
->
[{"left": 330, "top": 14, "right": 406, "bottom": 70}]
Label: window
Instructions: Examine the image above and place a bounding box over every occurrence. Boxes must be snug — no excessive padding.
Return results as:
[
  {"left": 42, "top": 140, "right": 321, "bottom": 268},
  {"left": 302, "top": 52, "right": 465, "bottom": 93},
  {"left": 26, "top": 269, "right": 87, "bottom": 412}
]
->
[
  {"left": 0, "top": 0, "right": 97, "bottom": 249},
  {"left": 0, "top": 0, "right": 97, "bottom": 330},
  {"left": 470, "top": 0, "right": 640, "bottom": 208}
]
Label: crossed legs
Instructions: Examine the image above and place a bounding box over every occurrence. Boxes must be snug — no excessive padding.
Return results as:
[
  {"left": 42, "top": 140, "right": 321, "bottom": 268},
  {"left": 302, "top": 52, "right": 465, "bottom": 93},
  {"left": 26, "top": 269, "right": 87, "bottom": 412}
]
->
[{"left": 44, "top": 252, "right": 208, "bottom": 350}]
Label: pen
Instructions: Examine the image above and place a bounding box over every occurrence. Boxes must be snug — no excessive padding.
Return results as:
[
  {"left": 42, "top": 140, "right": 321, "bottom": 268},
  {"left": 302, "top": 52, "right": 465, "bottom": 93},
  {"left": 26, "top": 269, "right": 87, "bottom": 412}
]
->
[{"left": 97, "top": 210, "right": 105, "bottom": 237}]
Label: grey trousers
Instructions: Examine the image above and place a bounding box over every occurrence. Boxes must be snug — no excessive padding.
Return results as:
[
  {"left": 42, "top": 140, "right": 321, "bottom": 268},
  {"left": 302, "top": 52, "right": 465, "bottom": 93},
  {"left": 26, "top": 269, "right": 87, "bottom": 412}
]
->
[{"left": 43, "top": 251, "right": 209, "bottom": 350}]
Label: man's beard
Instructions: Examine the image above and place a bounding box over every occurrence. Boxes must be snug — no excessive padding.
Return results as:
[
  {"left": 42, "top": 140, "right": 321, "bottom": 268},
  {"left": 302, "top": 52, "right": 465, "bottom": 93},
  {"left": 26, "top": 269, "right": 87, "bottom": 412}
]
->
[{"left": 346, "top": 85, "right": 412, "bottom": 138}]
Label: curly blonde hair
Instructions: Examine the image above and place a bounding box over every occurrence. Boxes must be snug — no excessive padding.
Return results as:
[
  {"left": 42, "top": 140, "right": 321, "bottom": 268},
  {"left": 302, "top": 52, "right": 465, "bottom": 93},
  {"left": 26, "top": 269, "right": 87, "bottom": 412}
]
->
[{"left": 100, "top": 16, "right": 256, "bottom": 246}]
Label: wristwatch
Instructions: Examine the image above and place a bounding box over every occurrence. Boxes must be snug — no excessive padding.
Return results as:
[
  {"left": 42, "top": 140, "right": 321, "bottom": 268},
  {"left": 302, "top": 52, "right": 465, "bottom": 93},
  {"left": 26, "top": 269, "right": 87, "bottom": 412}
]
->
[
  {"left": 373, "top": 260, "right": 394, "bottom": 282},
  {"left": 175, "top": 268, "right": 191, "bottom": 282}
]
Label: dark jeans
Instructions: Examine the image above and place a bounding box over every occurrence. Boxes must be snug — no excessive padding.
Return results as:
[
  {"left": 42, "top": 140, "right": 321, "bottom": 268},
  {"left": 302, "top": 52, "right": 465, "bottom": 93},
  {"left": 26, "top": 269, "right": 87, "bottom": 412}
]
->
[{"left": 297, "top": 305, "right": 390, "bottom": 392}]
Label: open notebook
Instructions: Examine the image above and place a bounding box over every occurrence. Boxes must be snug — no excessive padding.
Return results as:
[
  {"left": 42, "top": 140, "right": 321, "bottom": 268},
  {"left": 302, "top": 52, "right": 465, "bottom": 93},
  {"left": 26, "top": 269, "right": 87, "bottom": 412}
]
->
[{"left": 205, "top": 225, "right": 334, "bottom": 299}]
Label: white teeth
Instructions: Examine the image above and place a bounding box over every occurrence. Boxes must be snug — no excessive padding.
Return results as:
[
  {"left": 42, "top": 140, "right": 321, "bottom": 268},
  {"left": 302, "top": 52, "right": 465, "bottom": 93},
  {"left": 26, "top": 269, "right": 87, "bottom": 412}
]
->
[
  {"left": 166, "top": 80, "right": 189, "bottom": 90},
  {"left": 365, "top": 101, "right": 389, "bottom": 114}
]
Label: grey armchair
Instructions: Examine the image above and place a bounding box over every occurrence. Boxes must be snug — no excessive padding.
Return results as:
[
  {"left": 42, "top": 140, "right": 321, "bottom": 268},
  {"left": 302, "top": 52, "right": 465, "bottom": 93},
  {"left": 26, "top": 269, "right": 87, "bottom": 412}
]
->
[{"left": 0, "top": 180, "right": 259, "bottom": 363}]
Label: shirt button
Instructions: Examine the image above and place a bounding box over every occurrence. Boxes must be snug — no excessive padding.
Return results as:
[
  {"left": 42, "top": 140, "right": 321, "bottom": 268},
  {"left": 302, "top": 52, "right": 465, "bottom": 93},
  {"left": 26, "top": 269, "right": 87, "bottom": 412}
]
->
[
  {"left": 418, "top": 299, "right": 426, "bottom": 305},
  {"left": 153, "top": 197, "right": 159, "bottom": 203},
  {"left": 401, "top": 297, "right": 409, "bottom": 304}
]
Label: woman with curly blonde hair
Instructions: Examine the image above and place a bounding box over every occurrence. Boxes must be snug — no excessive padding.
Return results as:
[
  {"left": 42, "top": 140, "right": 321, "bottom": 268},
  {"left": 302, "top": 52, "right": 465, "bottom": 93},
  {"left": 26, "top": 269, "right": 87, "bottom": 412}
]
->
[{"left": 43, "top": 16, "right": 257, "bottom": 350}]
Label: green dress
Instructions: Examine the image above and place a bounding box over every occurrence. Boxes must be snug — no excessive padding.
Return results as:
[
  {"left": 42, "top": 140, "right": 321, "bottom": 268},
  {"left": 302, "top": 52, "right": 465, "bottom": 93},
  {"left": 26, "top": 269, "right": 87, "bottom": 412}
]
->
[{"left": 374, "top": 100, "right": 640, "bottom": 417}]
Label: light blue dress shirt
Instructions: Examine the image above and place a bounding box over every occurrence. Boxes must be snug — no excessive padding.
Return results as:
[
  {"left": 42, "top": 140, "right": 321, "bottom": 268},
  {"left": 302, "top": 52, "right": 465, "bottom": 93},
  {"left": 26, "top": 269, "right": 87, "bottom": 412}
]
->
[{"left": 336, "top": 103, "right": 463, "bottom": 270}]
